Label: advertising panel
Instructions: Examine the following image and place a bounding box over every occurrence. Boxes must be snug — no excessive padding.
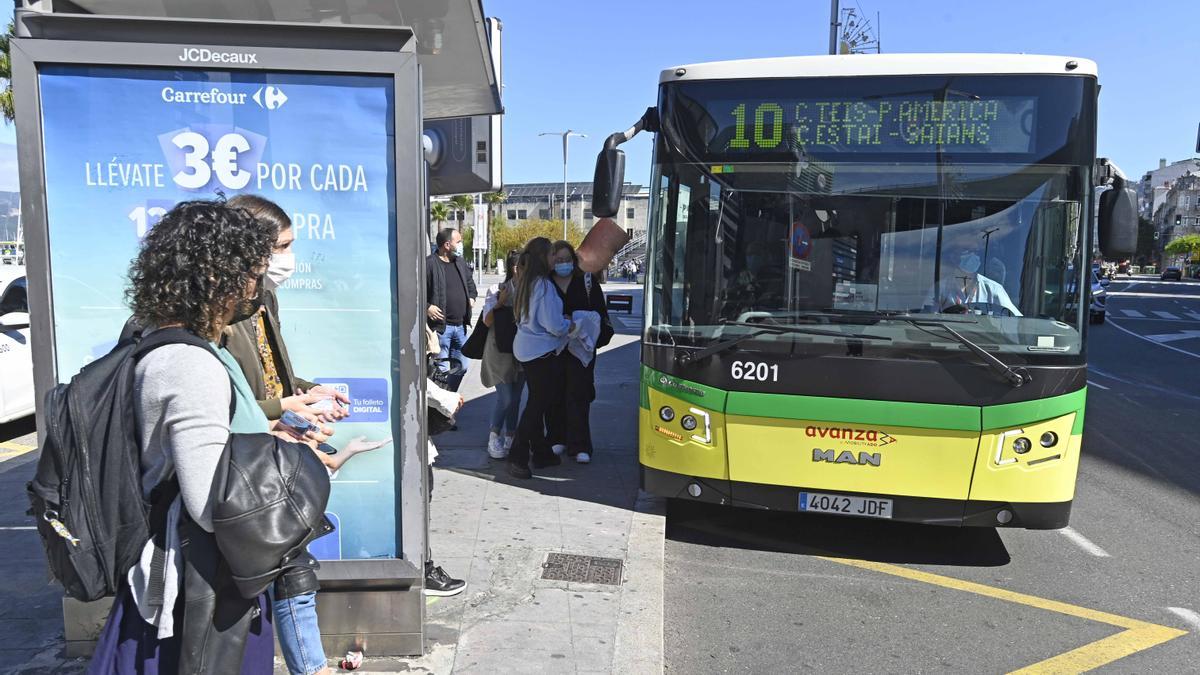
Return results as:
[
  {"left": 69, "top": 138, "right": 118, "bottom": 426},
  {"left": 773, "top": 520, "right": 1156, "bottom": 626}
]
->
[{"left": 38, "top": 65, "right": 399, "bottom": 559}]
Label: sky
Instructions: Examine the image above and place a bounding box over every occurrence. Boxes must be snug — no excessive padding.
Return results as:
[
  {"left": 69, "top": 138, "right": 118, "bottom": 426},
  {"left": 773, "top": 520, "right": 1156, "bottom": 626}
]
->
[
  {"left": 1, "top": 0, "right": 1196, "bottom": 191},
  {"left": 488, "top": 0, "right": 1200, "bottom": 187}
]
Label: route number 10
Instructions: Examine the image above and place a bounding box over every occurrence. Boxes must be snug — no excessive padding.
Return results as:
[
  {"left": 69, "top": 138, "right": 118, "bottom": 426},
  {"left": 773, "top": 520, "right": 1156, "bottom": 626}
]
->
[{"left": 730, "top": 103, "right": 785, "bottom": 150}]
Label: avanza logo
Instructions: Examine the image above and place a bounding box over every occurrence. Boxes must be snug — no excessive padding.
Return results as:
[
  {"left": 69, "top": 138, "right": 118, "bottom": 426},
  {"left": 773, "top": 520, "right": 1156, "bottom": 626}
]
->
[{"left": 805, "top": 425, "right": 897, "bottom": 446}]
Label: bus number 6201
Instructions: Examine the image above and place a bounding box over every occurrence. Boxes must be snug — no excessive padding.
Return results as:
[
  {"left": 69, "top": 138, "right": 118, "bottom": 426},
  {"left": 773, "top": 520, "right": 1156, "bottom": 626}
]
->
[{"left": 730, "top": 360, "right": 779, "bottom": 382}]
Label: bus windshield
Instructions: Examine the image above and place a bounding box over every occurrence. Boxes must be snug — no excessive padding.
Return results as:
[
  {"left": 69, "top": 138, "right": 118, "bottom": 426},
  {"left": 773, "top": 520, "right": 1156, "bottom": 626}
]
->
[{"left": 647, "top": 74, "right": 1095, "bottom": 360}]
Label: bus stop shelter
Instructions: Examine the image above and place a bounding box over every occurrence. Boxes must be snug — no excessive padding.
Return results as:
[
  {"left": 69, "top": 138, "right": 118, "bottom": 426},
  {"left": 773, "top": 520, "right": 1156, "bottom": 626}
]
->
[{"left": 12, "top": 0, "right": 500, "bottom": 658}]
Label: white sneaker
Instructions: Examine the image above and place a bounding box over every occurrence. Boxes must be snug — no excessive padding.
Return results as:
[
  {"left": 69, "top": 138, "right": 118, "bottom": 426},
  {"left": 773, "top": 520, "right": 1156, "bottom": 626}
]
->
[
  {"left": 487, "top": 432, "right": 507, "bottom": 459},
  {"left": 551, "top": 444, "right": 567, "bottom": 456},
  {"left": 575, "top": 452, "right": 591, "bottom": 464}
]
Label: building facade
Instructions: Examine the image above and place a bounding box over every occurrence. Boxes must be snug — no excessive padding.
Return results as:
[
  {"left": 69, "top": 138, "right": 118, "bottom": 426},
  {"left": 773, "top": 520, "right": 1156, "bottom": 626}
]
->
[
  {"left": 1153, "top": 173, "right": 1200, "bottom": 260},
  {"left": 1139, "top": 157, "right": 1200, "bottom": 221},
  {"left": 499, "top": 181, "right": 650, "bottom": 238}
]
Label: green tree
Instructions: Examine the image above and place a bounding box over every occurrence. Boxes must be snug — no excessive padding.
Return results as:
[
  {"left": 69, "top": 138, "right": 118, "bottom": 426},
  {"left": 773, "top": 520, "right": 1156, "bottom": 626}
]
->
[
  {"left": 0, "top": 22, "right": 15, "bottom": 123},
  {"left": 1164, "top": 233, "right": 1200, "bottom": 260},
  {"left": 429, "top": 201, "right": 450, "bottom": 230},
  {"left": 489, "top": 218, "right": 584, "bottom": 263},
  {"left": 448, "top": 194, "right": 475, "bottom": 220}
]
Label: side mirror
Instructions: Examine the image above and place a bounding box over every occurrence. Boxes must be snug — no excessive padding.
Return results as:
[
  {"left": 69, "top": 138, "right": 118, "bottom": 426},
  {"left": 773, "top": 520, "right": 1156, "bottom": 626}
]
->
[
  {"left": 0, "top": 311, "right": 30, "bottom": 330},
  {"left": 1098, "top": 171, "right": 1137, "bottom": 257},
  {"left": 591, "top": 147, "right": 626, "bottom": 219}
]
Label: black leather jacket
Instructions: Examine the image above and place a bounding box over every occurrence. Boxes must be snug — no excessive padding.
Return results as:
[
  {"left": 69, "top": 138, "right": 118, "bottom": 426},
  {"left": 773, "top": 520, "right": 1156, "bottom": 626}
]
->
[{"left": 211, "top": 433, "right": 334, "bottom": 600}]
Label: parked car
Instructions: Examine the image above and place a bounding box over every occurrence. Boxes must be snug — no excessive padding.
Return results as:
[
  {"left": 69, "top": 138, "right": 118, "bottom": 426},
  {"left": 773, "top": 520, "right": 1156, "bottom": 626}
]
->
[
  {"left": 0, "top": 266, "right": 34, "bottom": 423},
  {"left": 1088, "top": 270, "right": 1108, "bottom": 324},
  {"left": 1161, "top": 267, "right": 1183, "bottom": 281}
]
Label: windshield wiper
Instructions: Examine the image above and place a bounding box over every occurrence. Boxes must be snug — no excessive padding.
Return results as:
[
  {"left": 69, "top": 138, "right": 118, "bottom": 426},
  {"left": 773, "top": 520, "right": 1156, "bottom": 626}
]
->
[
  {"left": 874, "top": 314, "right": 1032, "bottom": 388},
  {"left": 676, "top": 321, "right": 889, "bottom": 366}
]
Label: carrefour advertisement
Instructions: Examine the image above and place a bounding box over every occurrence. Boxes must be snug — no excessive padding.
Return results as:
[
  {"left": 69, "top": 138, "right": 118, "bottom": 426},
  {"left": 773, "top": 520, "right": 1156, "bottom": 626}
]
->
[{"left": 39, "top": 65, "right": 400, "bottom": 559}]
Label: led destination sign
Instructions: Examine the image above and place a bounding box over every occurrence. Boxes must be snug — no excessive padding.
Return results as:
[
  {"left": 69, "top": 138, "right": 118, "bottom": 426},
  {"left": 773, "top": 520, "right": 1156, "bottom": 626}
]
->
[{"left": 708, "top": 95, "right": 1038, "bottom": 155}]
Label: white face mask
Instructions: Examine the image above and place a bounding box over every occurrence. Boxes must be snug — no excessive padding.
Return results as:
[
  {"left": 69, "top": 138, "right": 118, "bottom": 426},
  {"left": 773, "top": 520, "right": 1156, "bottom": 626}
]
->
[
  {"left": 454, "top": 241, "right": 465, "bottom": 257},
  {"left": 265, "top": 252, "right": 296, "bottom": 289}
]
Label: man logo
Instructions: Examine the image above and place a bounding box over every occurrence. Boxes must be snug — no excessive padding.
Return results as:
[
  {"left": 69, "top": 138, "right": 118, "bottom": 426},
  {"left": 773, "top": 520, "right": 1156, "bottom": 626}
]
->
[
  {"left": 253, "top": 86, "right": 288, "bottom": 110},
  {"left": 813, "top": 448, "right": 881, "bottom": 467}
]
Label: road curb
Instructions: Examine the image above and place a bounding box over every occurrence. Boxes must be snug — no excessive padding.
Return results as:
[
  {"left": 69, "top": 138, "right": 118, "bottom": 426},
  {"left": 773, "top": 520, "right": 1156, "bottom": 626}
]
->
[{"left": 614, "top": 489, "right": 666, "bottom": 674}]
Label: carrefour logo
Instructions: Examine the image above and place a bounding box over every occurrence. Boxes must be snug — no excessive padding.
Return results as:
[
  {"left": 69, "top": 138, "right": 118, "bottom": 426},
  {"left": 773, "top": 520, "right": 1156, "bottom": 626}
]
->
[
  {"left": 178, "top": 47, "right": 258, "bottom": 64},
  {"left": 253, "top": 86, "right": 289, "bottom": 110}
]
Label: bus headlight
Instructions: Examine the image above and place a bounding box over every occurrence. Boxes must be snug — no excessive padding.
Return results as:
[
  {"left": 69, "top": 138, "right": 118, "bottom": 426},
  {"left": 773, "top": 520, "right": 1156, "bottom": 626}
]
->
[
  {"left": 1012, "top": 437, "right": 1032, "bottom": 454},
  {"left": 680, "top": 415, "right": 698, "bottom": 431},
  {"left": 659, "top": 406, "right": 675, "bottom": 422},
  {"left": 1040, "top": 431, "right": 1058, "bottom": 448}
]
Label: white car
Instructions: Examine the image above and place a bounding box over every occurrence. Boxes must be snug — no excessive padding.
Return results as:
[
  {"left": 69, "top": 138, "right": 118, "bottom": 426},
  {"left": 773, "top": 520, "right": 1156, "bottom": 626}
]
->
[{"left": 0, "top": 265, "right": 34, "bottom": 423}]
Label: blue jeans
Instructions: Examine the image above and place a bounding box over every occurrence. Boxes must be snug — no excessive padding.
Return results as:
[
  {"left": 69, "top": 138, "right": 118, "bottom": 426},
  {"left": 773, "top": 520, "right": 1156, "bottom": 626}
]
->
[
  {"left": 490, "top": 376, "right": 525, "bottom": 434},
  {"left": 438, "top": 324, "right": 469, "bottom": 373},
  {"left": 271, "top": 590, "right": 327, "bottom": 675}
]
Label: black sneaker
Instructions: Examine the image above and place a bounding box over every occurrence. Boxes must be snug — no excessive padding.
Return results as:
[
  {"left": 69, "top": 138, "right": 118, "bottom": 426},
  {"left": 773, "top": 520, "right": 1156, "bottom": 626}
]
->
[
  {"left": 531, "top": 453, "right": 561, "bottom": 469},
  {"left": 507, "top": 461, "right": 532, "bottom": 479},
  {"left": 424, "top": 563, "right": 466, "bottom": 597}
]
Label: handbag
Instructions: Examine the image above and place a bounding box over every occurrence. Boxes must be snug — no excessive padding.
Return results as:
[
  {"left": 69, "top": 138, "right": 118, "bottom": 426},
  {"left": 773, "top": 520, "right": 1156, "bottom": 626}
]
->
[
  {"left": 492, "top": 306, "right": 517, "bottom": 353},
  {"left": 460, "top": 316, "right": 488, "bottom": 360}
]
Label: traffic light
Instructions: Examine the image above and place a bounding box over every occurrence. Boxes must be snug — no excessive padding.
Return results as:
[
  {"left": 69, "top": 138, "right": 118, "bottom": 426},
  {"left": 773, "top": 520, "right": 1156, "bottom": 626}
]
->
[{"left": 1176, "top": 214, "right": 1183, "bottom": 226}]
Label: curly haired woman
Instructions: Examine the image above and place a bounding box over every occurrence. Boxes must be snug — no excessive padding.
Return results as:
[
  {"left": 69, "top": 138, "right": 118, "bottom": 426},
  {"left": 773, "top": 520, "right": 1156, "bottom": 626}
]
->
[{"left": 90, "top": 200, "right": 285, "bottom": 674}]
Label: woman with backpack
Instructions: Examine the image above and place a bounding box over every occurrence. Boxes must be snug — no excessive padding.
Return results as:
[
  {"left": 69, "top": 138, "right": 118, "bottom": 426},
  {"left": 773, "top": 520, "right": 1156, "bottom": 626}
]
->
[
  {"left": 545, "top": 240, "right": 611, "bottom": 464},
  {"left": 87, "top": 200, "right": 373, "bottom": 675},
  {"left": 478, "top": 249, "right": 525, "bottom": 460},
  {"left": 506, "top": 237, "right": 571, "bottom": 479}
]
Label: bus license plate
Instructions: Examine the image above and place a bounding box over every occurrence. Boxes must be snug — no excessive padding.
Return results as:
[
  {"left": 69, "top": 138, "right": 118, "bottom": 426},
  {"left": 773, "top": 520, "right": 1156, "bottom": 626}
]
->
[{"left": 799, "top": 492, "right": 893, "bottom": 519}]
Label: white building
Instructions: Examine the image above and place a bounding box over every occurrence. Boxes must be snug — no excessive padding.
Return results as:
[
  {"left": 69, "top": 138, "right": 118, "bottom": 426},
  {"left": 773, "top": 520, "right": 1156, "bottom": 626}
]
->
[
  {"left": 499, "top": 181, "right": 649, "bottom": 239},
  {"left": 1139, "top": 157, "right": 1200, "bottom": 220}
]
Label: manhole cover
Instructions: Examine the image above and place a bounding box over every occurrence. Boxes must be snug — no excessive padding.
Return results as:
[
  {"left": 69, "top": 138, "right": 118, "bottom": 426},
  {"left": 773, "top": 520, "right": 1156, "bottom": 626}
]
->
[{"left": 541, "top": 552, "right": 624, "bottom": 585}]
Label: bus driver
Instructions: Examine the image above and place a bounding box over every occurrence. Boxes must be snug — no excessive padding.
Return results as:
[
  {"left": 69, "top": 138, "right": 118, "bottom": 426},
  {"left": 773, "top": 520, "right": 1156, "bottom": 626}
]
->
[{"left": 929, "top": 247, "right": 1021, "bottom": 317}]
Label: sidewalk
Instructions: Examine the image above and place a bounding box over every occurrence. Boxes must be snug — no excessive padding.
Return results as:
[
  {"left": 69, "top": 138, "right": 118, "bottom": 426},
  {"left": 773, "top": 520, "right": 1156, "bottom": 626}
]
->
[{"left": 397, "top": 282, "right": 664, "bottom": 673}]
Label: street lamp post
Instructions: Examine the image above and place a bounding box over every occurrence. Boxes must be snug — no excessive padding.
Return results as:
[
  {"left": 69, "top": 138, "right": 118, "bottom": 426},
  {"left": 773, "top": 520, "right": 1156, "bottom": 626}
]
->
[
  {"left": 981, "top": 226, "right": 999, "bottom": 276},
  {"left": 540, "top": 130, "right": 587, "bottom": 240}
]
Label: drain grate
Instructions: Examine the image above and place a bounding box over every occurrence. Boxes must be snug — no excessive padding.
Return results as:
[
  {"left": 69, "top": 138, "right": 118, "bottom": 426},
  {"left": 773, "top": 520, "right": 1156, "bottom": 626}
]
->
[{"left": 541, "top": 552, "right": 624, "bottom": 585}]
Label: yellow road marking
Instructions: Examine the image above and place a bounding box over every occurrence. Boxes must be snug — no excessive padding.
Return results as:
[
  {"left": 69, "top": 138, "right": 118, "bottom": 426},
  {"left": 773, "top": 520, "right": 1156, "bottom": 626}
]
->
[
  {"left": 821, "top": 556, "right": 1187, "bottom": 674},
  {"left": 0, "top": 441, "right": 37, "bottom": 456}
]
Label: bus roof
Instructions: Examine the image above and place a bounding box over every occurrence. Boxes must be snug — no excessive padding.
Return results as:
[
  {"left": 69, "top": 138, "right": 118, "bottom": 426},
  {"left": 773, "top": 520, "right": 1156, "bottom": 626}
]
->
[{"left": 659, "top": 53, "right": 1097, "bottom": 84}]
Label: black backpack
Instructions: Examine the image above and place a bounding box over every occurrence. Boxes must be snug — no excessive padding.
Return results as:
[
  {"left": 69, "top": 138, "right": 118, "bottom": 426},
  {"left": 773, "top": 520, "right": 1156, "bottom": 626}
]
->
[{"left": 26, "top": 328, "right": 220, "bottom": 601}]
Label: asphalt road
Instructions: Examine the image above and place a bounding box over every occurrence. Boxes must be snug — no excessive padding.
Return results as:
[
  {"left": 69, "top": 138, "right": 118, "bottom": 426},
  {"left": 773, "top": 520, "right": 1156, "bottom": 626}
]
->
[{"left": 664, "top": 275, "right": 1200, "bottom": 674}]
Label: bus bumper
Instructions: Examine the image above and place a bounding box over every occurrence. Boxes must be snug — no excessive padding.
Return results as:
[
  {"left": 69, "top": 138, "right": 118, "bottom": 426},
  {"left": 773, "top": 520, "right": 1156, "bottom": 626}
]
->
[{"left": 642, "top": 465, "right": 1072, "bottom": 529}]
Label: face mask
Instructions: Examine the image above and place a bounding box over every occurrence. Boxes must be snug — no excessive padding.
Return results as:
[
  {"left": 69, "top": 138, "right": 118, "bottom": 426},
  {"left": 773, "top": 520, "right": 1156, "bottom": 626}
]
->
[
  {"left": 959, "top": 253, "right": 981, "bottom": 274},
  {"left": 264, "top": 252, "right": 296, "bottom": 289},
  {"left": 453, "top": 242, "right": 465, "bottom": 257},
  {"left": 230, "top": 282, "right": 264, "bottom": 324},
  {"left": 554, "top": 262, "right": 574, "bottom": 278}
]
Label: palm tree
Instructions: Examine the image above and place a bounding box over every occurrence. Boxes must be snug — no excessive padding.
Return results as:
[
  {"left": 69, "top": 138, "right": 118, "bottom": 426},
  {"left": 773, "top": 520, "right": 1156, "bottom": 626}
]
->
[
  {"left": 430, "top": 201, "right": 450, "bottom": 230},
  {"left": 448, "top": 194, "right": 475, "bottom": 225},
  {"left": 483, "top": 191, "right": 506, "bottom": 225},
  {"left": 0, "top": 22, "right": 15, "bottom": 124}
]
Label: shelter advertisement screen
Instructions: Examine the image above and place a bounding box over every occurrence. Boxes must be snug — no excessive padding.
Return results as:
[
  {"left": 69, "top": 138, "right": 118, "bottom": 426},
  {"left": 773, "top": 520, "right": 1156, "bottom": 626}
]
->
[{"left": 38, "top": 65, "right": 399, "bottom": 560}]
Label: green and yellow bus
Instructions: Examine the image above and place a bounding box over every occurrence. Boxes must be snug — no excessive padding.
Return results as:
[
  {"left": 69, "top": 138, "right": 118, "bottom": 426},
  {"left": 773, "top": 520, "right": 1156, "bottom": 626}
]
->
[{"left": 591, "top": 54, "right": 1135, "bottom": 528}]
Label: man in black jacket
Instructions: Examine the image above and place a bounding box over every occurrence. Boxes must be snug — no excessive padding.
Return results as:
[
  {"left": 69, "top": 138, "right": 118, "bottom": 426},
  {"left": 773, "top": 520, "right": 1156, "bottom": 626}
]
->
[{"left": 427, "top": 227, "right": 478, "bottom": 376}]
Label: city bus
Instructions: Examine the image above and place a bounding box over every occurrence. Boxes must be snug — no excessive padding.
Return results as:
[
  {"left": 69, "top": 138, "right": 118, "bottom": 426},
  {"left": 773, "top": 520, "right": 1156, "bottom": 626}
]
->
[{"left": 591, "top": 54, "right": 1136, "bottom": 528}]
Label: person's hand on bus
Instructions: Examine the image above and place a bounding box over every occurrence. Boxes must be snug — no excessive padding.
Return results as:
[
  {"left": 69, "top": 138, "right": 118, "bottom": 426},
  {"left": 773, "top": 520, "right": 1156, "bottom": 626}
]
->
[{"left": 427, "top": 304, "right": 445, "bottom": 321}]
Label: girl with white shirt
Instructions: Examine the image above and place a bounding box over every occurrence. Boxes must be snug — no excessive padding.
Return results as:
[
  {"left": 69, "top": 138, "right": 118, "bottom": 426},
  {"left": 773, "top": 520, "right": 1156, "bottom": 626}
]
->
[{"left": 506, "top": 237, "right": 571, "bottom": 479}]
